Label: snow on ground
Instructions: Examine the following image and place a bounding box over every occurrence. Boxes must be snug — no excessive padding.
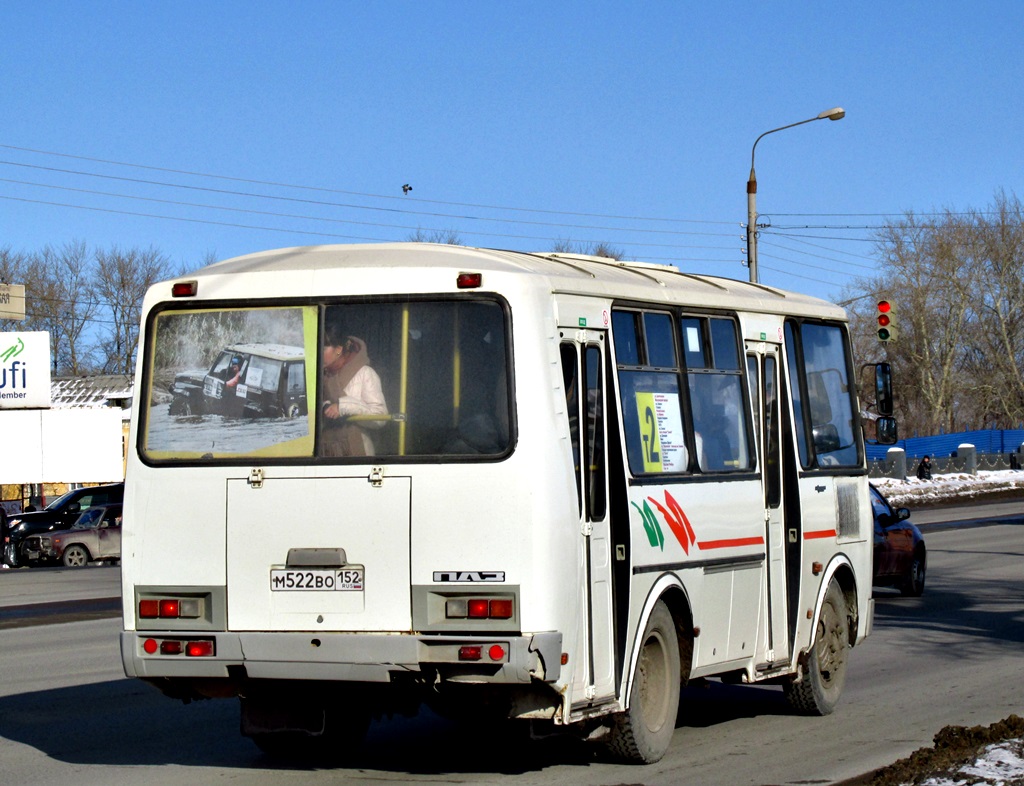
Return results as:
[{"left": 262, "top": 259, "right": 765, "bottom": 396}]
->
[
  {"left": 873, "top": 468, "right": 1024, "bottom": 509},
  {"left": 919, "top": 739, "right": 1024, "bottom": 786}
]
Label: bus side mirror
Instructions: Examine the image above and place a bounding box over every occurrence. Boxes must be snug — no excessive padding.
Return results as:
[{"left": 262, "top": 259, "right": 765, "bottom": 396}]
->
[
  {"left": 875, "top": 363, "right": 893, "bottom": 417},
  {"left": 876, "top": 416, "right": 898, "bottom": 445}
]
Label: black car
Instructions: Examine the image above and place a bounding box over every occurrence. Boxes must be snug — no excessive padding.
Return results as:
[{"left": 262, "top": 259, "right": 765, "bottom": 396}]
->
[
  {"left": 871, "top": 484, "right": 926, "bottom": 596},
  {"left": 168, "top": 343, "right": 307, "bottom": 419},
  {"left": 6, "top": 483, "right": 124, "bottom": 568}
]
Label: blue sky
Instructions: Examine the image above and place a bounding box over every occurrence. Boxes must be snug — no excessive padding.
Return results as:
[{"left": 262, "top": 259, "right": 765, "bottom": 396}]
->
[{"left": 2, "top": 1, "right": 1022, "bottom": 301}]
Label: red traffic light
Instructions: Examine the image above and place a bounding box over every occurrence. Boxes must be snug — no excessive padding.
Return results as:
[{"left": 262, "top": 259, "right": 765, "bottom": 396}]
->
[{"left": 877, "top": 300, "right": 896, "bottom": 342}]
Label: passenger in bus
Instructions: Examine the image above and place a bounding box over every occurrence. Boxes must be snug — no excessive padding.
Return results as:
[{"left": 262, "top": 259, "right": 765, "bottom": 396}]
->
[{"left": 321, "top": 324, "right": 389, "bottom": 456}]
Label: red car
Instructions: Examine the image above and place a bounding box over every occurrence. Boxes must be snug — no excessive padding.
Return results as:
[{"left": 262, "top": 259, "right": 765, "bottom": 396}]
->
[{"left": 871, "top": 484, "right": 926, "bottom": 596}]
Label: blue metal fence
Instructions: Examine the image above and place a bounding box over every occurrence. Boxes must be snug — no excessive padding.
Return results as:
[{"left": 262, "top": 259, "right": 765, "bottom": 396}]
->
[{"left": 866, "top": 428, "right": 1024, "bottom": 461}]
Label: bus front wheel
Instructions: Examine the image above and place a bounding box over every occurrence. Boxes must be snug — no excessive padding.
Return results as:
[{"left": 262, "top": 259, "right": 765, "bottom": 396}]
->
[
  {"left": 784, "top": 580, "right": 849, "bottom": 715},
  {"left": 605, "top": 600, "right": 680, "bottom": 763}
]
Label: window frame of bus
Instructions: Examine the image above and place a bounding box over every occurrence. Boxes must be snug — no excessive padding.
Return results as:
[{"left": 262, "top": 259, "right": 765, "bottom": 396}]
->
[
  {"left": 138, "top": 295, "right": 516, "bottom": 465},
  {"left": 783, "top": 318, "right": 864, "bottom": 472},
  {"left": 611, "top": 306, "right": 753, "bottom": 478}
]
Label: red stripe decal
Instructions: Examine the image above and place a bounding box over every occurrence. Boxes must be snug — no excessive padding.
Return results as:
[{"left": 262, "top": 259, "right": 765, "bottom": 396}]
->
[
  {"left": 804, "top": 529, "right": 837, "bottom": 540},
  {"left": 698, "top": 537, "right": 765, "bottom": 550}
]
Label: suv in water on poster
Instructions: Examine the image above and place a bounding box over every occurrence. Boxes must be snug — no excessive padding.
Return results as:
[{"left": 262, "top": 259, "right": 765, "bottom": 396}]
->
[{"left": 168, "top": 343, "right": 306, "bottom": 419}]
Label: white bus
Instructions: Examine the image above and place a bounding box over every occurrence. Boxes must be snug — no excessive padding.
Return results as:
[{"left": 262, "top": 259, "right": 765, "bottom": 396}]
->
[{"left": 121, "top": 243, "right": 894, "bottom": 764}]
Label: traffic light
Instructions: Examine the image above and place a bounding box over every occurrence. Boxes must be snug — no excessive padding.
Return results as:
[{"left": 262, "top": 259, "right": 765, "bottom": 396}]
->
[{"left": 877, "top": 300, "right": 897, "bottom": 342}]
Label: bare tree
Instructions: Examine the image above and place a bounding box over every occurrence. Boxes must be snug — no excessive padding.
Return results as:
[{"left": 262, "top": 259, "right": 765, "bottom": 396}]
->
[
  {"left": 24, "top": 241, "right": 97, "bottom": 375},
  {"left": 0, "top": 247, "right": 30, "bottom": 332},
  {"left": 551, "top": 239, "right": 624, "bottom": 260},
  {"left": 407, "top": 228, "right": 463, "bottom": 245},
  {"left": 94, "top": 245, "right": 172, "bottom": 374},
  {"left": 847, "top": 191, "right": 1024, "bottom": 435},
  {"left": 962, "top": 192, "right": 1024, "bottom": 426}
]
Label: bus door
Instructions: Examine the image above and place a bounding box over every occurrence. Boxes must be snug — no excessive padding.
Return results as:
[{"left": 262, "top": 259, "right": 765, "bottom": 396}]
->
[
  {"left": 746, "top": 342, "right": 790, "bottom": 664},
  {"left": 561, "top": 334, "right": 616, "bottom": 703}
]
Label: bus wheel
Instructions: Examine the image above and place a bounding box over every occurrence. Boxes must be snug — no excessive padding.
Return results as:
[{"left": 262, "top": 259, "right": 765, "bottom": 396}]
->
[
  {"left": 605, "top": 600, "right": 680, "bottom": 763},
  {"left": 784, "top": 581, "right": 849, "bottom": 715}
]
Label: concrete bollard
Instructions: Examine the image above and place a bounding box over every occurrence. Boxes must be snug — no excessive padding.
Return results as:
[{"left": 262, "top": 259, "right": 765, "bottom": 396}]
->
[
  {"left": 886, "top": 446, "right": 906, "bottom": 480},
  {"left": 956, "top": 443, "right": 977, "bottom": 475}
]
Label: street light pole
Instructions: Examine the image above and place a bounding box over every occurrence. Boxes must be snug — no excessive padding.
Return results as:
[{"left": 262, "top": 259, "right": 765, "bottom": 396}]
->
[{"left": 746, "top": 106, "right": 845, "bottom": 284}]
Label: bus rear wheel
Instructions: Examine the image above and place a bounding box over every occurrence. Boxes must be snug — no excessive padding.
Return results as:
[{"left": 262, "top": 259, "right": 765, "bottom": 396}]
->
[
  {"left": 605, "top": 600, "right": 680, "bottom": 763},
  {"left": 784, "top": 580, "right": 849, "bottom": 715}
]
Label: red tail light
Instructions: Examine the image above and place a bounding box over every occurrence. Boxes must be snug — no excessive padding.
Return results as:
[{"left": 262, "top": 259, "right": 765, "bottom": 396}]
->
[
  {"left": 139, "top": 597, "right": 203, "bottom": 619},
  {"left": 159, "top": 599, "right": 180, "bottom": 618},
  {"left": 458, "top": 646, "right": 482, "bottom": 661},
  {"left": 186, "top": 640, "right": 215, "bottom": 657},
  {"left": 488, "top": 599, "right": 513, "bottom": 619},
  {"left": 446, "top": 596, "right": 515, "bottom": 620},
  {"left": 467, "top": 599, "right": 489, "bottom": 618}
]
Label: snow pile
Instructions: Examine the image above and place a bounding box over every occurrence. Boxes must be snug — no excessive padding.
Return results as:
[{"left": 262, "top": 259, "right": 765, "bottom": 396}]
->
[
  {"left": 920, "top": 740, "right": 1024, "bottom": 786},
  {"left": 873, "top": 469, "right": 1024, "bottom": 509}
]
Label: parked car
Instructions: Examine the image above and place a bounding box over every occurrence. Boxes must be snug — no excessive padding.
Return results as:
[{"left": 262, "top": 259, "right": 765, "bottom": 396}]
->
[
  {"left": 20, "top": 504, "right": 123, "bottom": 567},
  {"left": 6, "top": 483, "right": 124, "bottom": 567},
  {"left": 168, "top": 343, "right": 307, "bottom": 419},
  {"left": 871, "top": 484, "right": 927, "bottom": 596}
]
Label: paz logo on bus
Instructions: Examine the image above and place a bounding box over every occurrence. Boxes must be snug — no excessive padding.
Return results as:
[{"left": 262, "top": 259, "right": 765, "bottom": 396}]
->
[{"left": 432, "top": 571, "right": 505, "bottom": 582}]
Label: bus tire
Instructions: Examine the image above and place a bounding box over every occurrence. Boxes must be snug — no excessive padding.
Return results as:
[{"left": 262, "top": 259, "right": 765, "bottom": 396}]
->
[
  {"left": 784, "top": 580, "right": 849, "bottom": 715},
  {"left": 605, "top": 600, "right": 680, "bottom": 763}
]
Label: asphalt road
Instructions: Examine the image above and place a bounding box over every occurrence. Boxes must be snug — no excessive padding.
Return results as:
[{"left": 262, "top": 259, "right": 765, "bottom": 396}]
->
[{"left": 1, "top": 501, "right": 1022, "bottom": 785}]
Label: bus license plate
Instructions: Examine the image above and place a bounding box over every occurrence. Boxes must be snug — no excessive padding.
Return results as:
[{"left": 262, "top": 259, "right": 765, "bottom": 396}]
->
[{"left": 270, "top": 567, "right": 364, "bottom": 592}]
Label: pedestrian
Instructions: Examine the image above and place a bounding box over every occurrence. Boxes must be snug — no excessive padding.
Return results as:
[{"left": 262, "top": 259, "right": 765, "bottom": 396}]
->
[
  {"left": 0, "top": 505, "right": 11, "bottom": 568},
  {"left": 917, "top": 454, "right": 933, "bottom": 481}
]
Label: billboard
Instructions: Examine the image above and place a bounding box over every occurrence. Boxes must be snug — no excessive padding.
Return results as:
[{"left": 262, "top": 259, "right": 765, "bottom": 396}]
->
[
  {"left": 0, "top": 331, "right": 52, "bottom": 409},
  {"left": 0, "top": 407, "right": 124, "bottom": 483},
  {"left": 0, "top": 284, "right": 26, "bottom": 321}
]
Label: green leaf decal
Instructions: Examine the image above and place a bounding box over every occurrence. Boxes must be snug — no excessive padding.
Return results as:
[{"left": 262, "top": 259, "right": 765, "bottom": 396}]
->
[{"left": 632, "top": 500, "right": 665, "bottom": 551}]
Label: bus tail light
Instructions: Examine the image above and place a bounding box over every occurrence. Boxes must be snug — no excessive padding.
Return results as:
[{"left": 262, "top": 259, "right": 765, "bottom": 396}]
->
[
  {"left": 186, "top": 640, "right": 215, "bottom": 657},
  {"left": 141, "top": 637, "right": 215, "bottom": 656},
  {"left": 445, "top": 597, "right": 515, "bottom": 620},
  {"left": 139, "top": 596, "right": 203, "bottom": 619},
  {"left": 456, "top": 272, "right": 482, "bottom": 289},
  {"left": 457, "top": 644, "right": 507, "bottom": 662},
  {"left": 172, "top": 281, "right": 198, "bottom": 297}
]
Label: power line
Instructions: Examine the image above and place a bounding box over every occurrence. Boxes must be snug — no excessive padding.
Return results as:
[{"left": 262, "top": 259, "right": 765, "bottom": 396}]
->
[
  {"left": 0, "top": 142, "right": 737, "bottom": 227},
  {"left": 0, "top": 178, "right": 746, "bottom": 252}
]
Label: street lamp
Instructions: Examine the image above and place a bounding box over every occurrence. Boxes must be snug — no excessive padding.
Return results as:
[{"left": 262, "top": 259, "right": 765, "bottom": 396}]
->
[{"left": 746, "top": 106, "right": 845, "bottom": 284}]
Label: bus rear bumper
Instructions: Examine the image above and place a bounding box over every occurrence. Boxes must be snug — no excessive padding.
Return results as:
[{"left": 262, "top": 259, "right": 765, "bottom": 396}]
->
[{"left": 121, "top": 629, "right": 562, "bottom": 685}]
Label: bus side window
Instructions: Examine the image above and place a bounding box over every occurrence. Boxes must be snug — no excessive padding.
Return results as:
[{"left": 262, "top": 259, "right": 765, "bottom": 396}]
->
[
  {"left": 682, "top": 316, "right": 751, "bottom": 472},
  {"left": 785, "top": 320, "right": 861, "bottom": 469},
  {"left": 560, "top": 343, "right": 583, "bottom": 516},
  {"left": 613, "top": 308, "right": 690, "bottom": 475}
]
